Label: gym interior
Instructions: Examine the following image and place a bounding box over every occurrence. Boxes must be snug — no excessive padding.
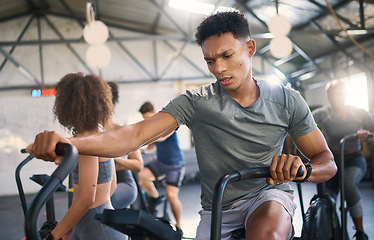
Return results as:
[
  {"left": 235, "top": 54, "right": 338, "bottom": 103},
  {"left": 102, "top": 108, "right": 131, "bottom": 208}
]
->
[{"left": 1, "top": 0, "right": 374, "bottom": 239}]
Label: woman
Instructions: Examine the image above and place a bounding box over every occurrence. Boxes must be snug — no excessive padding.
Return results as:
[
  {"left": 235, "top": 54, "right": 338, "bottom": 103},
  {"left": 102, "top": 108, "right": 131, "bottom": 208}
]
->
[
  {"left": 45, "top": 73, "right": 126, "bottom": 240},
  {"left": 105, "top": 81, "right": 143, "bottom": 210}
]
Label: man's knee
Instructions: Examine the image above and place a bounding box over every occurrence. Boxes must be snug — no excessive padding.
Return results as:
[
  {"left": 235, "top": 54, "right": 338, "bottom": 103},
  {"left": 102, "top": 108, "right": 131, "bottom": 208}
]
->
[
  {"left": 138, "top": 167, "right": 155, "bottom": 182},
  {"left": 165, "top": 185, "right": 180, "bottom": 200},
  {"left": 246, "top": 201, "right": 292, "bottom": 239},
  {"left": 246, "top": 223, "right": 291, "bottom": 240}
]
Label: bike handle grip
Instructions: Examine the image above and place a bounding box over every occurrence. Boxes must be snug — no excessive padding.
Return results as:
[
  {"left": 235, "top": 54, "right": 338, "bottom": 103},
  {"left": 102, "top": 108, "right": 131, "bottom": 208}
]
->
[
  {"left": 237, "top": 165, "right": 304, "bottom": 180},
  {"left": 210, "top": 165, "right": 304, "bottom": 240},
  {"left": 21, "top": 142, "right": 67, "bottom": 155}
]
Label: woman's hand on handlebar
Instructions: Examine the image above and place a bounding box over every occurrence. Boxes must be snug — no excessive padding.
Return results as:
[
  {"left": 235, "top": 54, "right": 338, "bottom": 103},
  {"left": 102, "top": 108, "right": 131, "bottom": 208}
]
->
[
  {"left": 25, "top": 130, "right": 71, "bottom": 165},
  {"left": 266, "top": 154, "right": 306, "bottom": 185}
]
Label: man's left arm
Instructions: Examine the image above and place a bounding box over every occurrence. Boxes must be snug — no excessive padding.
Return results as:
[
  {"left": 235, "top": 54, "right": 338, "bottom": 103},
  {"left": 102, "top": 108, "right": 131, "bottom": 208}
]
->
[{"left": 292, "top": 127, "right": 337, "bottom": 183}]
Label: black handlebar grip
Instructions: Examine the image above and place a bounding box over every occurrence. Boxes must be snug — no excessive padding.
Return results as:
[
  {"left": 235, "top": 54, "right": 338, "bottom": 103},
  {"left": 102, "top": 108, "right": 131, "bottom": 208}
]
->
[
  {"left": 20, "top": 142, "right": 68, "bottom": 155},
  {"left": 237, "top": 166, "right": 304, "bottom": 180},
  {"left": 55, "top": 142, "right": 68, "bottom": 156},
  {"left": 50, "top": 143, "right": 78, "bottom": 181}
]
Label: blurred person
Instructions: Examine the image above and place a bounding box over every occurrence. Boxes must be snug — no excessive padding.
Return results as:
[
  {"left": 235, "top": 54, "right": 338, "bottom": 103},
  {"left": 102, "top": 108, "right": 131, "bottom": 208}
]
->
[
  {"left": 105, "top": 81, "right": 143, "bottom": 210},
  {"left": 138, "top": 101, "right": 185, "bottom": 232},
  {"left": 313, "top": 80, "right": 374, "bottom": 240}
]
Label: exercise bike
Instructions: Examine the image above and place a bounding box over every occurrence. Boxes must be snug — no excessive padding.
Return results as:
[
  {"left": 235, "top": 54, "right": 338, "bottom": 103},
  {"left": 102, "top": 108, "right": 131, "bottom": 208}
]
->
[
  {"left": 210, "top": 166, "right": 304, "bottom": 240},
  {"left": 97, "top": 173, "right": 181, "bottom": 240},
  {"left": 23, "top": 143, "right": 78, "bottom": 240},
  {"left": 97, "top": 166, "right": 303, "bottom": 240},
  {"left": 298, "top": 132, "right": 373, "bottom": 240},
  {"left": 339, "top": 132, "right": 373, "bottom": 240},
  {"left": 23, "top": 143, "right": 303, "bottom": 240},
  {"left": 130, "top": 171, "right": 170, "bottom": 222},
  {"left": 16, "top": 148, "right": 72, "bottom": 239}
]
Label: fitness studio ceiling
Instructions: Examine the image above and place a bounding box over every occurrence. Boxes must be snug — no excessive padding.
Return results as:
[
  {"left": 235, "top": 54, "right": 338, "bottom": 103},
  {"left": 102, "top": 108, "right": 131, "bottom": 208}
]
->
[{"left": 0, "top": 0, "right": 373, "bottom": 91}]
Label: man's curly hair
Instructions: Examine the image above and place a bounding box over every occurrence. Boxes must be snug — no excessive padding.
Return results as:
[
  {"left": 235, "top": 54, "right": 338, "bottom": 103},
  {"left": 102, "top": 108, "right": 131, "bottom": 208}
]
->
[
  {"left": 195, "top": 11, "right": 251, "bottom": 46},
  {"left": 53, "top": 72, "right": 113, "bottom": 135}
]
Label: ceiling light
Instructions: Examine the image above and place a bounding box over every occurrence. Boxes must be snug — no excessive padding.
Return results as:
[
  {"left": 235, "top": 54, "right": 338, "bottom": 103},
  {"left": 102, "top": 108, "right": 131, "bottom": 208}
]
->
[
  {"left": 169, "top": 0, "right": 214, "bottom": 15},
  {"left": 83, "top": 20, "right": 109, "bottom": 45},
  {"left": 268, "top": 14, "right": 291, "bottom": 36},
  {"left": 268, "top": 12, "right": 293, "bottom": 59},
  {"left": 168, "top": 0, "right": 236, "bottom": 15},
  {"left": 83, "top": 2, "right": 111, "bottom": 69},
  {"left": 86, "top": 41, "right": 111, "bottom": 69},
  {"left": 269, "top": 36, "right": 293, "bottom": 59},
  {"left": 215, "top": 6, "right": 236, "bottom": 12},
  {"left": 339, "top": 29, "right": 369, "bottom": 37}
]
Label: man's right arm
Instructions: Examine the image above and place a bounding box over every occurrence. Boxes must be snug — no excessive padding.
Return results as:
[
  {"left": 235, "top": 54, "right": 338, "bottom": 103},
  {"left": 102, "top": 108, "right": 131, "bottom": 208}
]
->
[{"left": 27, "top": 112, "right": 178, "bottom": 163}]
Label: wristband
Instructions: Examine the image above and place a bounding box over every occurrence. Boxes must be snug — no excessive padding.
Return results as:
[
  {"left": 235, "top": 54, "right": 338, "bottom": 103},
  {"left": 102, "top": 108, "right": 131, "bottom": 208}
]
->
[{"left": 293, "top": 163, "right": 312, "bottom": 183}]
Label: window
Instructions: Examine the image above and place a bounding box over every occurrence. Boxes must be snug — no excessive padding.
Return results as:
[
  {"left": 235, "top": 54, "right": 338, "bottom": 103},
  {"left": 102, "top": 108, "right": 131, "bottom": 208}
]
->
[{"left": 341, "top": 73, "right": 369, "bottom": 111}]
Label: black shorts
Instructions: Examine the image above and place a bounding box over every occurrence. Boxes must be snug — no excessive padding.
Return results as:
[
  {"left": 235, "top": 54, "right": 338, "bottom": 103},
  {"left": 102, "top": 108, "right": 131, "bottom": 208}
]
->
[{"left": 146, "top": 160, "right": 185, "bottom": 188}]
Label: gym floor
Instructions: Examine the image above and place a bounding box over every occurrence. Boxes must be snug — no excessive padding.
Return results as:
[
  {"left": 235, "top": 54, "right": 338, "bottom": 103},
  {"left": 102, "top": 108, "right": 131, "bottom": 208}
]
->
[{"left": 0, "top": 180, "right": 373, "bottom": 240}]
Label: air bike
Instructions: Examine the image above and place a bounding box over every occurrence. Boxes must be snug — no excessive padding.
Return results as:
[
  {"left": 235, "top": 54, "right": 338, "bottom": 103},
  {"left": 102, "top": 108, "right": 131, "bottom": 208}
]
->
[
  {"left": 97, "top": 166, "right": 303, "bottom": 240},
  {"left": 339, "top": 133, "right": 373, "bottom": 240},
  {"left": 23, "top": 142, "right": 303, "bottom": 240},
  {"left": 16, "top": 147, "right": 71, "bottom": 240},
  {"left": 296, "top": 132, "right": 373, "bottom": 240},
  {"left": 23, "top": 143, "right": 78, "bottom": 240}
]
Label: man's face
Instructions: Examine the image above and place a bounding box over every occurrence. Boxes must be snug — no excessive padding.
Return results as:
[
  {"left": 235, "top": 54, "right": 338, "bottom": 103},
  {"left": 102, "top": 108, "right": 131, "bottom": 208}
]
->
[
  {"left": 328, "top": 86, "right": 347, "bottom": 108},
  {"left": 201, "top": 32, "right": 255, "bottom": 92},
  {"left": 142, "top": 111, "right": 154, "bottom": 119}
]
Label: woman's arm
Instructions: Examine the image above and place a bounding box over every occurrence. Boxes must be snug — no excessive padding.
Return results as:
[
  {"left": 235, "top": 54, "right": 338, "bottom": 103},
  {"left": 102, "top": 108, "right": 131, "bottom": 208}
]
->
[
  {"left": 110, "top": 159, "right": 117, "bottom": 197},
  {"left": 51, "top": 154, "right": 98, "bottom": 239},
  {"left": 114, "top": 149, "right": 143, "bottom": 172}
]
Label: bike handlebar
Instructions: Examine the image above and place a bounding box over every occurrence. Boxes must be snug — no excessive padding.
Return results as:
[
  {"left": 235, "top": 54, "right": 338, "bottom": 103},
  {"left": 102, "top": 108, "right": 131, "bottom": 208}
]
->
[
  {"left": 210, "top": 166, "right": 304, "bottom": 240},
  {"left": 339, "top": 132, "right": 373, "bottom": 240},
  {"left": 15, "top": 154, "right": 35, "bottom": 216},
  {"left": 24, "top": 143, "right": 78, "bottom": 240}
]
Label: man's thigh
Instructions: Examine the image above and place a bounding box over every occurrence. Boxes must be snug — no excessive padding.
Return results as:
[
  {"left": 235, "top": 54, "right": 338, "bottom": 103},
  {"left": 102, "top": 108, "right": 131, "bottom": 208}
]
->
[
  {"left": 195, "top": 207, "right": 245, "bottom": 240},
  {"left": 245, "top": 189, "right": 296, "bottom": 239},
  {"left": 195, "top": 189, "right": 296, "bottom": 240}
]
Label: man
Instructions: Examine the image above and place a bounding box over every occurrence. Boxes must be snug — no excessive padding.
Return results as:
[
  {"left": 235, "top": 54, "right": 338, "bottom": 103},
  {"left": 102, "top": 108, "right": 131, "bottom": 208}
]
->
[
  {"left": 138, "top": 101, "right": 185, "bottom": 232},
  {"left": 27, "top": 11, "right": 337, "bottom": 240},
  {"left": 313, "top": 80, "right": 373, "bottom": 240}
]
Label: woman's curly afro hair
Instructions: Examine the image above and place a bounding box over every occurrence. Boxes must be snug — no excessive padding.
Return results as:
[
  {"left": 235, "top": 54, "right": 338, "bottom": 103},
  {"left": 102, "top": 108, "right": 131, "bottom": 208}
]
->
[{"left": 53, "top": 72, "right": 113, "bottom": 135}]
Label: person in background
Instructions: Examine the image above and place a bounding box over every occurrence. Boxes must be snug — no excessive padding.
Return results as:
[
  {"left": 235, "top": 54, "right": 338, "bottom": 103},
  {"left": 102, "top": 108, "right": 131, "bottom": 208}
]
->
[
  {"left": 138, "top": 101, "right": 185, "bottom": 233},
  {"left": 313, "top": 80, "right": 374, "bottom": 240},
  {"left": 104, "top": 81, "right": 143, "bottom": 210},
  {"left": 43, "top": 73, "right": 126, "bottom": 240},
  {"left": 26, "top": 12, "right": 337, "bottom": 240}
]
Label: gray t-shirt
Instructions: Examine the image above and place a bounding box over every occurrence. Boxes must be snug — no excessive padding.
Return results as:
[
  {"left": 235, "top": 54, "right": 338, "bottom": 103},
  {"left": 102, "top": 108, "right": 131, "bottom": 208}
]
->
[
  {"left": 313, "top": 105, "right": 374, "bottom": 152},
  {"left": 162, "top": 79, "right": 316, "bottom": 210}
]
